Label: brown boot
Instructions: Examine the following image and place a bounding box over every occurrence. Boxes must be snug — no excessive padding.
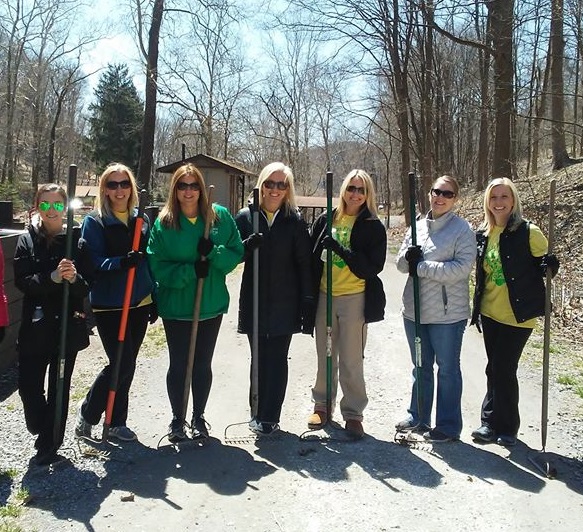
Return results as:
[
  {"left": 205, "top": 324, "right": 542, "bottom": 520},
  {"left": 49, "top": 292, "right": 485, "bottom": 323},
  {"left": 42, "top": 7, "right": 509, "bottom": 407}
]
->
[
  {"left": 345, "top": 419, "right": 364, "bottom": 439},
  {"left": 307, "top": 410, "right": 327, "bottom": 429}
]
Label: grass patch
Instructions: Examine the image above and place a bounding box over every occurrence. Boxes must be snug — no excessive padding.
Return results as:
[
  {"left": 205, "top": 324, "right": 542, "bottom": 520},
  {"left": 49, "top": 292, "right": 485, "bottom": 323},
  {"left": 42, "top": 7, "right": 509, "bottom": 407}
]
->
[
  {"left": 0, "top": 505, "right": 21, "bottom": 519},
  {"left": 0, "top": 520, "right": 25, "bottom": 532},
  {"left": 139, "top": 323, "right": 167, "bottom": 358},
  {"left": 0, "top": 470, "right": 18, "bottom": 481},
  {"left": 557, "top": 374, "right": 577, "bottom": 386}
]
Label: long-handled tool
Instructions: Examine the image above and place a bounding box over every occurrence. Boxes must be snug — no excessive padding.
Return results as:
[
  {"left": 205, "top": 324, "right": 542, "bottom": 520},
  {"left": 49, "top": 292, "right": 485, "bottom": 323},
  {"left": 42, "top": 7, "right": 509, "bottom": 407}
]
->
[
  {"left": 101, "top": 190, "right": 149, "bottom": 441},
  {"left": 529, "top": 179, "right": 557, "bottom": 479},
  {"left": 250, "top": 187, "right": 260, "bottom": 421},
  {"left": 325, "top": 170, "right": 334, "bottom": 426},
  {"left": 300, "top": 170, "right": 352, "bottom": 443},
  {"left": 53, "top": 164, "right": 77, "bottom": 449},
  {"left": 395, "top": 171, "right": 425, "bottom": 446},
  {"left": 179, "top": 185, "right": 214, "bottom": 437}
]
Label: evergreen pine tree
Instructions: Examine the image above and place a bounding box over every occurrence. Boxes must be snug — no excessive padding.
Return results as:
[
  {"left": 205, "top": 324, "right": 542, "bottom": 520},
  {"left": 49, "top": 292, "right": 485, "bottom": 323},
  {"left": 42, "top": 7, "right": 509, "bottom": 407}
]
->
[{"left": 87, "top": 64, "right": 144, "bottom": 171}]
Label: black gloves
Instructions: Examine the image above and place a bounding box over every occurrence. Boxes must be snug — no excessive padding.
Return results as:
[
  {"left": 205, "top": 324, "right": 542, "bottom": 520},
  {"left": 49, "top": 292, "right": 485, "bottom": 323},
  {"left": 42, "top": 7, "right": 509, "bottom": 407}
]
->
[
  {"left": 540, "top": 253, "right": 560, "bottom": 278},
  {"left": 0, "top": 327, "right": 5, "bottom": 344},
  {"left": 195, "top": 259, "right": 209, "bottom": 279},
  {"left": 243, "top": 233, "right": 263, "bottom": 253},
  {"left": 120, "top": 250, "right": 144, "bottom": 269},
  {"left": 198, "top": 237, "right": 214, "bottom": 257},
  {"left": 300, "top": 297, "right": 316, "bottom": 336},
  {"left": 149, "top": 302, "right": 158, "bottom": 324},
  {"left": 322, "top": 235, "right": 348, "bottom": 259},
  {"left": 405, "top": 245, "right": 423, "bottom": 276}
]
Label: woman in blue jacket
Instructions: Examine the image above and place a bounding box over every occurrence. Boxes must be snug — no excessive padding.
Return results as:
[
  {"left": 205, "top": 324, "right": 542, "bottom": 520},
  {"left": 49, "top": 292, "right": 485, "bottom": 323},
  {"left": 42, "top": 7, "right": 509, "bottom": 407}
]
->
[{"left": 76, "top": 163, "right": 155, "bottom": 442}]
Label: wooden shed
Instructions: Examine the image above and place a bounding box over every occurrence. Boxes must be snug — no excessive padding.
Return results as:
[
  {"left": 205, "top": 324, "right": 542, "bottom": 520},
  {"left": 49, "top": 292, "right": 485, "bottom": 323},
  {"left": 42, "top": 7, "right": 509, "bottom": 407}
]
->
[{"left": 156, "top": 154, "right": 256, "bottom": 214}]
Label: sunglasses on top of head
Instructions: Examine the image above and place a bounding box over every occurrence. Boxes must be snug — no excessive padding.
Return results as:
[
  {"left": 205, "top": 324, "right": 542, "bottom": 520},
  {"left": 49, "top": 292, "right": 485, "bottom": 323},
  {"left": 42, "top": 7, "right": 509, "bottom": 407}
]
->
[
  {"left": 430, "top": 188, "right": 456, "bottom": 199},
  {"left": 263, "top": 179, "right": 288, "bottom": 191},
  {"left": 38, "top": 201, "right": 65, "bottom": 212},
  {"left": 106, "top": 180, "right": 132, "bottom": 190},
  {"left": 346, "top": 185, "right": 366, "bottom": 195},
  {"left": 176, "top": 181, "right": 201, "bottom": 191}
]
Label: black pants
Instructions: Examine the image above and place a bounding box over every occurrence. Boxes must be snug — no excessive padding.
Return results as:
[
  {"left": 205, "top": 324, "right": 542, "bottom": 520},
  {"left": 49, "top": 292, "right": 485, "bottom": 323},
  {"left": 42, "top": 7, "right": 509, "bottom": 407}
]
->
[
  {"left": 163, "top": 316, "right": 222, "bottom": 422},
  {"left": 81, "top": 305, "right": 149, "bottom": 426},
  {"left": 248, "top": 334, "right": 292, "bottom": 424},
  {"left": 18, "top": 346, "right": 77, "bottom": 453},
  {"left": 480, "top": 314, "right": 533, "bottom": 436}
]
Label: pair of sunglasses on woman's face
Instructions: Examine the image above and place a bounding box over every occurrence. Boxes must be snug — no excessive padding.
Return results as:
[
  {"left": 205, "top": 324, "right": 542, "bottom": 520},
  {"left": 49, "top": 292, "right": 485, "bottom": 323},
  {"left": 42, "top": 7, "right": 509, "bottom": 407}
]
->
[
  {"left": 430, "top": 188, "right": 456, "bottom": 199},
  {"left": 263, "top": 180, "right": 288, "bottom": 191},
  {"left": 346, "top": 185, "right": 366, "bottom": 195},
  {"left": 38, "top": 201, "right": 65, "bottom": 212},
  {"left": 106, "top": 180, "right": 132, "bottom": 190},
  {"left": 176, "top": 181, "right": 201, "bottom": 191}
]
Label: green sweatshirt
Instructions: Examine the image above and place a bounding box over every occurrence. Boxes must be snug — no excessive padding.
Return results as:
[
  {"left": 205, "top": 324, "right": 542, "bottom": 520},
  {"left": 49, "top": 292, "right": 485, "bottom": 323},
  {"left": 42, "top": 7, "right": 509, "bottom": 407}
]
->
[{"left": 147, "top": 204, "right": 243, "bottom": 320}]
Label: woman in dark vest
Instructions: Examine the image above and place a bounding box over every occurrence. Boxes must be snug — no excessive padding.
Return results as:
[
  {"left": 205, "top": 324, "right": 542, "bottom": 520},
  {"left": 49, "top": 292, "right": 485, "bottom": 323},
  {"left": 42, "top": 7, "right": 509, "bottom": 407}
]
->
[{"left": 471, "top": 177, "right": 559, "bottom": 447}]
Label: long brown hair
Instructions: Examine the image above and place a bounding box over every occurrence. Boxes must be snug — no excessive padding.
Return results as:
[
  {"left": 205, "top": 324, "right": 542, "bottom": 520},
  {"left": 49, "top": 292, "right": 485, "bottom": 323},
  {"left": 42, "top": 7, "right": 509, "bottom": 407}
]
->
[
  {"left": 33, "top": 183, "right": 68, "bottom": 242},
  {"left": 159, "top": 163, "right": 216, "bottom": 230}
]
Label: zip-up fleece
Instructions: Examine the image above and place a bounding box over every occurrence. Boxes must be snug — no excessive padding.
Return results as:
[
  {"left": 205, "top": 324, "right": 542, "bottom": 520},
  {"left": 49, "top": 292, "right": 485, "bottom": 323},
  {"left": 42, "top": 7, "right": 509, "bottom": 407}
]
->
[{"left": 396, "top": 210, "right": 475, "bottom": 324}]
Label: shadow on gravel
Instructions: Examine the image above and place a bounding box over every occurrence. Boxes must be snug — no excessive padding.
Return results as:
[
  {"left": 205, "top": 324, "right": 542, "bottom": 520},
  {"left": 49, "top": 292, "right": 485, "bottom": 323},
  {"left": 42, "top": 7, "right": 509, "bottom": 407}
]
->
[
  {"left": 507, "top": 444, "right": 583, "bottom": 495},
  {"left": 17, "top": 437, "right": 276, "bottom": 528},
  {"left": 100, "top": 436, "right": 276, "bottom": 500},
  {"left": 0, "top": 470, "right": 13, "bottom": 507},
  {"left": 252, "top": 431, "right": 443, "bottom": 490},
  {"left": 434, "top": 438, "right": 583, "bottom": 494}
]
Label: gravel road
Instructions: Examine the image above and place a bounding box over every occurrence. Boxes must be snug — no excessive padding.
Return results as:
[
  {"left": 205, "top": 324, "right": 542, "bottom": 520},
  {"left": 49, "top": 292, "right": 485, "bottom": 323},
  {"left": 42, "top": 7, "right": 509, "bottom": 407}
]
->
[{"left": 1, "top": 252, "right": 582, "bottom": 532}]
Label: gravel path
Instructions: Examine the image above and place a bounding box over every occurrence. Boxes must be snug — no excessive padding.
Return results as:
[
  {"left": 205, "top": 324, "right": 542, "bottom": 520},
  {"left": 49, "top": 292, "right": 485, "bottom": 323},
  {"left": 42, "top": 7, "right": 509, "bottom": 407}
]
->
[{"left": 1, "top": 255, "right": 583, "bottom": 532}]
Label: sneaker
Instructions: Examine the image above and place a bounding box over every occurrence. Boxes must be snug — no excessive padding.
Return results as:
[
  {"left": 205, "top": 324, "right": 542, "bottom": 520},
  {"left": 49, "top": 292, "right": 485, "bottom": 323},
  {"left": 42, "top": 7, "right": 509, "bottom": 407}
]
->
[
  {"left": 35, "top": 449, "right": 66, "bottom": 466},
  {"left": 345, "top": 419, "right": 365, "bottom": 439},
  {"left": 423, "top": 428, "right": 456, "bottom": 443},
  {"left": 496, "top": 434, "right": 517, "bottom": 447},
  {"left": 471, "top": 425, "right": 496, "bottom": 443},
  {"left": 249, "top": 419, "right": 280, "bottom": 436},
  {"left": 168, "top": 418, "right": 187, "bottom": 443},
  {"left": 395, "top": 417, "right": 429, "bottom": 433},
  {"left": 75, "top": 401, "right": 93, "bottom": 438},
  {"left": 307, "top": 410, "right": 327, "bottom": 429},
  {"left": 191, "top": 416, "right": 209, "bottom": 439},
  {"left": 109, "top": 425, "right": 137, "bottom": 441}
]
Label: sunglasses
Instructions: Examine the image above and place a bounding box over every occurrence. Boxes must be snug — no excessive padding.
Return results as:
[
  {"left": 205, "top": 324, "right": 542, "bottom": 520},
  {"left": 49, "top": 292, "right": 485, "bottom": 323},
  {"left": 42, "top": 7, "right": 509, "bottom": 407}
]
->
[
  {"left": 263, "top": 180, "right": 288, "bottom": 191},
  {"left": 176, "top": 181, "right": 201, "bottom": 191},
  {"left": 346, "top": 185, "right": 366, "bottom": 195},
  {"left": 430, "top": 188, "right": 456, "bottom": 199},
  {"left": 106, "top": 180, "right": 132, "bottom": 190},
  {"left": 38, "top": 201, "right": 65, "bottom": 212}
]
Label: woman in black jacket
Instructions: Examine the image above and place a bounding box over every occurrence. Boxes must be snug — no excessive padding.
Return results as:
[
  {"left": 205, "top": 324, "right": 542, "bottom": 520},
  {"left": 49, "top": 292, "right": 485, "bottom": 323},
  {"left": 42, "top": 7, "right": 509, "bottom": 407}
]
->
[
  {"left": 235, "top": 162, "right": 313, "bottom": 435},
  {"left": 14, "top": 183, "right": 90, "bottom": 465},
  {"left": 308, "top": 169, "right": 386, "bottom": 439}
]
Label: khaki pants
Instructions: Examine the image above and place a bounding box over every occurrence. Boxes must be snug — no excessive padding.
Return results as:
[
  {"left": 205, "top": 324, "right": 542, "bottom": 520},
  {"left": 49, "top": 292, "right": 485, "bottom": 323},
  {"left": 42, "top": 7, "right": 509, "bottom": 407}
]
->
[{"left": 312, "top": 291, "right": 368, "bottom": 421}]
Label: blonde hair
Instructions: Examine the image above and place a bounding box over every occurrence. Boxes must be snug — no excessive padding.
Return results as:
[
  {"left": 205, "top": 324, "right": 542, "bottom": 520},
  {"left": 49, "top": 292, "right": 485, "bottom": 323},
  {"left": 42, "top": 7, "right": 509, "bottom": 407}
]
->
[
  {"left": 159, "top": 163, "right": 216, "bottom": 230},
  {"left": 256, "top": 162, "right": 298, "bottom": 215},
  {"left": 480, "top": 177, "right": 523, "bottom": 235},
  {"left": 95, "top": 163, "right": 139, "bottom": 218},
  {"left": 335, "top": 169, "right": 378, "bottom": 221}
]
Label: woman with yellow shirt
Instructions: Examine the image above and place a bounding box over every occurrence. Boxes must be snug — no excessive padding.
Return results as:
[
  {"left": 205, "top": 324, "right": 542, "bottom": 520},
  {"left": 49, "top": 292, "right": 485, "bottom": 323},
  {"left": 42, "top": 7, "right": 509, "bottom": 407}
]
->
[
  {"left": 471, "top": 177, "right": 559, "bottom": 446},
  {"left": 307, "top": 169, "right": 386, "bottom": 439}
]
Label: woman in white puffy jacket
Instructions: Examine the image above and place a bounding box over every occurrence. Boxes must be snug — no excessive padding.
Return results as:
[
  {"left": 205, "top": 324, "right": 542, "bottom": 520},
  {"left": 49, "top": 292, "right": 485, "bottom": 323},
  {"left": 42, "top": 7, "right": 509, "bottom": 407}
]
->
[{"left": 395, "top": 175, "right": 475, "bottom": 443}]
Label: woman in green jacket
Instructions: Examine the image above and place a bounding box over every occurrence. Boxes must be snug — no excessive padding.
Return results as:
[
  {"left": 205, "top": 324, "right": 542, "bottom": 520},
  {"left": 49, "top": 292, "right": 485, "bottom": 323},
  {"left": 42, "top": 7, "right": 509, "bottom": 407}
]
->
[{"left": 147, "top": 163, "right": 243, "bottom": 442}]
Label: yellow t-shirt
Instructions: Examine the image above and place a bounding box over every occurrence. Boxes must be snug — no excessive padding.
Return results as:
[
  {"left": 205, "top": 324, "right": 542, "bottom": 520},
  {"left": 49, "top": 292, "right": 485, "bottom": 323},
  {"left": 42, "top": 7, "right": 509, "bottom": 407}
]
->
[
  {"left": 480, "top": 224, "right": 547, "bottom": 328},
  {"left": 320, "top": 215, "right": 365, "bottom": 296}
]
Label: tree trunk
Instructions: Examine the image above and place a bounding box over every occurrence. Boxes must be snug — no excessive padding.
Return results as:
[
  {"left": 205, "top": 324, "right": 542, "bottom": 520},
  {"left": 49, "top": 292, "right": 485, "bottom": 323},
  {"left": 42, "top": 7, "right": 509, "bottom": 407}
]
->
[
  {"left": 137, "top": 0, "right": 165, "bottom": 193},
  {"left": 550, "top": 0, "right": 572, "bottom": 169},
  {"left": 487, "top": 0, "right": 514, "bottom": 178}
]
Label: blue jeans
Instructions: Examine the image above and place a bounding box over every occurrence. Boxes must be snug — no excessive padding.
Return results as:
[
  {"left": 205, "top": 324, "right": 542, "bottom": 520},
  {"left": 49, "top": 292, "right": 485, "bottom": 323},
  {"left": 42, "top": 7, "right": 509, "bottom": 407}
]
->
[{"left": 403, "top": 318, "right": 467, "bottom": 438}]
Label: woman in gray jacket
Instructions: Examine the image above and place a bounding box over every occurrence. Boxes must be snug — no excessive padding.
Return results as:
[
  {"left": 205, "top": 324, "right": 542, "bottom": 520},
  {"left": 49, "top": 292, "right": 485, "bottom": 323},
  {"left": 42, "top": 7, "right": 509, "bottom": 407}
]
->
[{"left": 395, "top": 175, "right": 475, "bottom": 442}]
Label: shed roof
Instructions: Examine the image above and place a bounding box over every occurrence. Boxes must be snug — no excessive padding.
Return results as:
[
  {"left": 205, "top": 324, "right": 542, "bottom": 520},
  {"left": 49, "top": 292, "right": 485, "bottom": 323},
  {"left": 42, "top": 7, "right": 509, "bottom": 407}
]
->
[
  {"left": 156, "top": 153, "right": 255, "bottom": 176},
  {"left": 75, "top": 185, "right": 100, "bottom": 198}
]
